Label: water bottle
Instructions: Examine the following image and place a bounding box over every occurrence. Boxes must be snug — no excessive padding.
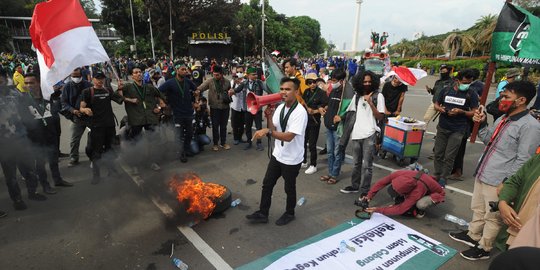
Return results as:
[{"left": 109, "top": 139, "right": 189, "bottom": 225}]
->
[
  {"left": 297, "top": 197, "right": 306, "bottom": 206},
  {"left": 231, "top": 198, "right": 241, "bottom": 207},
  {"left": 444, "top": 214, "right": 469, "bottom": 226},
  {"left": 172, "top": 258, "right": 189, "bottom": 270},
  {"left": 339, "top": 240, "right": 347, "bottom": 253}
]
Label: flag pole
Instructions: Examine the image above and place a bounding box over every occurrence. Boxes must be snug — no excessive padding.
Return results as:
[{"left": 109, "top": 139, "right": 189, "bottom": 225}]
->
[{"left": 469, "top": 0, "right": 512, "bottom": 143}]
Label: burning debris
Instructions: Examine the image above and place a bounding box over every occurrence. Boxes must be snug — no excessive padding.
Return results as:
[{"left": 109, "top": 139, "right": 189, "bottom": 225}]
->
[{"left": 168, "top": 173, "right": 231, "bottom": 219}]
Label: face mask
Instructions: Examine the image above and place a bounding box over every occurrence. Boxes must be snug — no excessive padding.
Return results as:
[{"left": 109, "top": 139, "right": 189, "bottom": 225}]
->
[
  {"left": 458, "top": 84, "right": 470, "bottom": 91},
  {"left": 440, "top": 72, "right": 450, "bottom": 79},
  {"left": 331, "top": 82, "right": 341, "bottom": 89},
  {"left": 236, "top": 72, "right": 244, "bottom": 78},
  {"left": 498, "top": 99, "right": 516, "bottom": 114},
  {"left": 71, "top": 77, "right": 82, "bottom": 84}
]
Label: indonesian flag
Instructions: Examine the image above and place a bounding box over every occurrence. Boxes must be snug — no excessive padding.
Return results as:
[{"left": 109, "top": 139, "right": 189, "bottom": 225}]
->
[
  {"left": 30, "top": 0, "right": 109, "bottom": 100},
  {"left": 381, "top": 66, "right": 427, "bottom": 86}
]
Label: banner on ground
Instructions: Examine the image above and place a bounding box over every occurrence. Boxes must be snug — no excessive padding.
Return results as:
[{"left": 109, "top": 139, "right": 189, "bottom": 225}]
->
[
  {"left": 238, "top": 213, "right": 456, "bottom": 270},
  {"left": 491, "top": 2, "right": 540, "bottom": 67}
]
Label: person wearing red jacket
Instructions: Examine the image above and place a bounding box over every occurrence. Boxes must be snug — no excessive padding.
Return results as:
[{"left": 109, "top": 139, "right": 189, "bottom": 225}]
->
[{"left": 362, "top": 170, "right": 445, "bottom": 217}]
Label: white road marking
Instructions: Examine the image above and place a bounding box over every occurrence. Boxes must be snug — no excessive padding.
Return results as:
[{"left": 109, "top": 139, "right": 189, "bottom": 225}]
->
[
  {"left": 424, "top": 131, "right": 485, "bottom": 145},
  {"left": 120, "top": 164, "right": 234, "bottom": 270},
  {"left": 315, "top": 146, "right": 474, "bottom": 197}
]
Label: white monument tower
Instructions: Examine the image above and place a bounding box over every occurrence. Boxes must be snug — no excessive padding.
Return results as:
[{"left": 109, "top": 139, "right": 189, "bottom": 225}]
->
[{"left": 351, "top": 0, "right": 363, "bottom": 52}]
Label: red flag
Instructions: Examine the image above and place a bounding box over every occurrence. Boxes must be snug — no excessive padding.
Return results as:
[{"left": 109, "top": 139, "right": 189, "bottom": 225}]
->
[{"left": 30, "top": 0, "right": 109, "bottom": 99}]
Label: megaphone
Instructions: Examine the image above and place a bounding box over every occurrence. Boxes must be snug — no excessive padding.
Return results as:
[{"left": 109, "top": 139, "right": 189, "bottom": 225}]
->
[{"left": 246, "top": 92, "right": 282, "bottom": 115}]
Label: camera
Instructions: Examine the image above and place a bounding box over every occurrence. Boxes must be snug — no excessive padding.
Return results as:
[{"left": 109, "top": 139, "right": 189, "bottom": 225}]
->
[{"left": 354, "top": 198, "right": 369, "bottom": 211}]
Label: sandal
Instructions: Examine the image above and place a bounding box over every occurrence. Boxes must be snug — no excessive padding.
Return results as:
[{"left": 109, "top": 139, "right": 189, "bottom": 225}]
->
[
  {"left": 327, "top": 177, "right": 338, "bottom": 185},
  {"left": 320, "top": 175, "right": 330, "bottom": 182}
]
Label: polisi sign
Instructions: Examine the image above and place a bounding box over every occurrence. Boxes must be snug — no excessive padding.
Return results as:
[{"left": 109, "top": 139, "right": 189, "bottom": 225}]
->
[{"left": 509, "top": 21, "right": 530, "bottom": 53}]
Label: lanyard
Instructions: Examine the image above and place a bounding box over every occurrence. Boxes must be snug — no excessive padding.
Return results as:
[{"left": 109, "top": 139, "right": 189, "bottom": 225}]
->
[
  {"left": 133, "top": 83, "right": 147, "bottom": 109},
  {"left": 279, "top": 101, "right": 298, "bottom": 146},
  {"left": 175, "top": 78, "right": 185, "bottom": 98},
  {"left": 303, "top": 89, "right": 318, "bottom": 107},
  {"left": 488, "top": 117, "right": 508, "bottom": 146}
]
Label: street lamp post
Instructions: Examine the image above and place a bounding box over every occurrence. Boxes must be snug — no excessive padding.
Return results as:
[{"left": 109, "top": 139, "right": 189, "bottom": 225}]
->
[
  {"left": 129, "top": 0, "right": 137, "bottom": 58},
  {"left": 148, "top": 9, "right": 156, "bottom": 60},
  {"left": 236, "top": 24, "right": 253, "bottom": 60}
]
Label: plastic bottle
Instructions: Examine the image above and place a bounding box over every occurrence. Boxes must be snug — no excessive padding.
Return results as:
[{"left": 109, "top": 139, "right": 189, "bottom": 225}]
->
[
  {"left": 230, "top": 198, "right": 241, "bottom": 207},
  {"left": 444, "top": 214, "right": 469, "bottom": 226},
  {"left": 297, "top": 197, "right": 306, "bottom": 206},
  {"left": 172, "top": 258, "right": 189, "bottom": 270},
  {"left": 339, "top": 240, "right": 347, "bottom": 253}
]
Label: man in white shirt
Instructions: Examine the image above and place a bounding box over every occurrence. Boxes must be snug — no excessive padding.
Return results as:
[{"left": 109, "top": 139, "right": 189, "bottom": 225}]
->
[
  {"left": 246, "top": 77, "right": 308, "bottom": 226},
  {"left": 340, "top": 70, "right": 385, "bottom": 196}
]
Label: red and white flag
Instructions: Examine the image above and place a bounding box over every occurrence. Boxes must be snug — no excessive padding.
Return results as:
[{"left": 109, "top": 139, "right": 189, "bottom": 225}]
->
[{"left": 30, "top": 0, "right": 109, "bottom": 100}]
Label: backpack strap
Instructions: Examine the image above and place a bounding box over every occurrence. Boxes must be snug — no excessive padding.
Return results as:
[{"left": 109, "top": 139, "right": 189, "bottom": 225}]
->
[{"left": 413, "top": 170, "right": 431, "bottom": 196}]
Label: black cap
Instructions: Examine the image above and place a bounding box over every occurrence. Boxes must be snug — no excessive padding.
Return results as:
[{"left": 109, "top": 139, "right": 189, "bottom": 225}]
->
[{"left": 93, "top": 71, "right": 106, "bottom": 79}]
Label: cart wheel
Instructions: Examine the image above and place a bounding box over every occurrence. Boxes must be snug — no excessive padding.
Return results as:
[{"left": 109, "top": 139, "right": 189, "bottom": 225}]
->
[
  {"left": 398, "top": 159, "right": 407, "bottom": 167},
  {"left": 379, "top": 151, "right": 387, "bottom": 159}
]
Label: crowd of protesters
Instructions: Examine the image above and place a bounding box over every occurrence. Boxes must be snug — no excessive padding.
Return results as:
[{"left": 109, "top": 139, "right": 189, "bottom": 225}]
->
[{"left": 1, "top": 50, "right": 540, "bottom": 264}]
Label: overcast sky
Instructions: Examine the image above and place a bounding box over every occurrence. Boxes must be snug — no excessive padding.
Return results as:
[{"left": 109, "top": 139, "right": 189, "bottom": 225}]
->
[{"left": 94, "top": 0, "right": 505, "bottom": 50}]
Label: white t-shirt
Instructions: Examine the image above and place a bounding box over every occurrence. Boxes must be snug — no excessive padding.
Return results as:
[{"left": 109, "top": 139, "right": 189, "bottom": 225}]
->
[
  {"left": 230, "top": 79, "right": 243, "bottom": 111},
  {"left": 348, "top": 92, "right": 386, "bottom": 140},
  {"left": 272, "top": 103, "right": 308, "bottom": 165}
]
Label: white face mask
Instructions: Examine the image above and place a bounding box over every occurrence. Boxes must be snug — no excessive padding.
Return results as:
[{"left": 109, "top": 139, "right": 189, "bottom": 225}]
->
[
  {"left": 71, "top": 77, "right": 82, "bottom": 84},
  {"left": 331, "top": 82, "right": 341, "bottom": 89},
  {"left": 236, "top": 72, "right": 244, "bottom": 78}
]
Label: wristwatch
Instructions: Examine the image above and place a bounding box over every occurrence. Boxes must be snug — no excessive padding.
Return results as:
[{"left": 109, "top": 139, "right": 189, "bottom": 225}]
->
[{"left": 267, "top": 129, "right": 273, "bottom": 138}]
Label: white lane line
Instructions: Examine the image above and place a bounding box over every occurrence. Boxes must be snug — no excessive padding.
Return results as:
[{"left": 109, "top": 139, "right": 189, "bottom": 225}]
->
[
  {"left": 315, "top": 146, "right": 474, "bottom": 197},
  {"left": 424, "top": 131, "right": 485, "bottom": 145},
  {"left": 120, "top": 164, "right": 234, "bottom": 270}
]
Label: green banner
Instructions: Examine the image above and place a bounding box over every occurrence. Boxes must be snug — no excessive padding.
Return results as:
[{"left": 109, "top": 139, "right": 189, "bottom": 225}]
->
[
  {"left": 491, "top": 3, "right": 540, "bottom": 66},
  {"left": 263, "top": 54, "right": 284, "bottom": 94}
]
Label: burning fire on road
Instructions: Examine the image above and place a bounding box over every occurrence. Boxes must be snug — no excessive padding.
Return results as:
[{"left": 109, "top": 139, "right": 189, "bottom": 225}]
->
[{"left": 168, "top": 173, "right": 231, "bottom": 220}]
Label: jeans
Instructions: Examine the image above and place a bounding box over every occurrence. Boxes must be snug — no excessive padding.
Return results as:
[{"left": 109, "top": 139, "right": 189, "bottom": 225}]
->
[
  {"left": 326, "top": 128, "right": 343, "bottom": 178},
  {"left": 350, "top": 134, "right": 376, "bottom": 194},
  {"left": 173, "top": 117, "right": 193, "bottom": 157},
  {"left": 259, "top": 156, "right": 301, "bottom": 216},
  {"left": 89, "top": 126, "right": 116, "bottom": 178},
  {"left": 70, "top": 118, "right": 87, "bottom": 161},
  {"left": 303, "top": 124, "right": 321, "bottom": 166},
  {"left": 210, "top": 108, "right": 229, "bottom": 146},
  {"left": 245, "top": 111, "right": 262, "bottom": 144},
  {"left": 433, "top": 126, "right": 465, "bottom": 181},
  {"left": 230, "top": 109, "right": 245, "bottom": 141}
]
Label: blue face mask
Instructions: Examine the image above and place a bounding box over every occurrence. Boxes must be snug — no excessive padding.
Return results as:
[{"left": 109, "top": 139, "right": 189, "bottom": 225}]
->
[{"left": 458, "top": 84, "right": 470, "bottom": 91}]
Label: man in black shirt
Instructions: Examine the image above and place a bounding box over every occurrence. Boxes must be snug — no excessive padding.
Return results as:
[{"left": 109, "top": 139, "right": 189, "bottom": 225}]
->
[
  {"left": 382, "top": 76, "right": 407, "bottom": 117},
  {"left": 80, "top": 72, "right": 124, "bottom": 184}
]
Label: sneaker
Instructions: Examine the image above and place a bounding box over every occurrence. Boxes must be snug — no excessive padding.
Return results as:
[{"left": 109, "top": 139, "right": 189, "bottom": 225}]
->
[
  {"left": 243, "top": 143, "right": 252, "bottom": 150},
  {"left": 68, "top": 159, "right": 79, "bottom": 167},
  {"left": 245, "top": 211, "right": 268, "bottom": 223},
  {"left": 13, "top": 200, "right": 27, "bottom": 210},
  {"left": 460, "top": 246, "right": 490, "bottom": 261},
  {"left": 275, "top": 213, "right": 295, "bottom": 226},
  {"left": 150, "top": 163, "right": 161, "bottom": 171},
  {"left": 415, "top": 210, "right": 425, "bottom": 219},
  {"left": 0, "top": 210, "right": 6, "bottom": 218},
  {"left": 212, "top": 145, "right": 219, "bottom": 151},
  {"left": 449, "top": 231, "right": 479, "bottom": 247},
  {"left": 221, "top": 144, "right": 231, "bottom": 150},
  {"left": 233, "top": 140, "right": 240, "bottom": 145},
  {"left": 305, "top": 165, "right": 317, "bottom": 175},
  {"left": 28, "top": 192, "right": 47, "bottom": 201},
  {"left": 43, "top": 186, "right": 58, "bottom": 195},
  {"left": 319, "top": 148, "right": 327, "bottom": 155},
  {"left": 55, "top": 180, "right": 74, "bottom": 187},
  {"left": 58, "top": 152, "right": 69, "bottom": 158},
  {"left": 340, "top": 186, "right": 359, "bottom": 194},
  {"left": 256, "top": 143, "right": 264, "bottom": 151},
  {"left": 301, "top": 162, "right": 308, "bottom": 169},
  {"left": 438, "top": 178, "right": 446, "bottom": 188}
]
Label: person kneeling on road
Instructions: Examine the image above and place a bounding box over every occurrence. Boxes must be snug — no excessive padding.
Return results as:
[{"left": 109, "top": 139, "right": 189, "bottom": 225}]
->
[{"left": 360, "top": 170, "right": 445, "bottom": 218}]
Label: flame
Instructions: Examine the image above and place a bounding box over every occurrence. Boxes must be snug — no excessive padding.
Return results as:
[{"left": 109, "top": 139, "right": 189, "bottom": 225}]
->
[{"left": 168, "top": 173, "right": 226, "bottom": 219}]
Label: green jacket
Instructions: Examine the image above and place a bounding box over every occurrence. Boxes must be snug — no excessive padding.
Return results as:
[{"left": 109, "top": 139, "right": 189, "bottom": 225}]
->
[
  {"left": 495, "top": 154, "right": 540, "bottom": 251},
  {"left": 121, "top": 82, "right": 165, "bottom": 126}
]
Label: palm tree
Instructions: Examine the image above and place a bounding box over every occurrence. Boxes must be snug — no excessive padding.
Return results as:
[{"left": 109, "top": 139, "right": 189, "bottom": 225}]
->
[
  {"left": 461, "top": 34, "right": 477, "bottom": 57},
  {"left": 476, "top": 16, "right": 498, "bottom": 55},
  {"left": 442, "top": 33, "right": 463, "bottom": 60}
]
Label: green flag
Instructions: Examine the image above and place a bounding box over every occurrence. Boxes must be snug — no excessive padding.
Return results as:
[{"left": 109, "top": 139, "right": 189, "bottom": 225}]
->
[
  {"left": 263, "top": 53, "right": 284, "bottom": 94},
  {"left": 491, "top": 3, "right": 540, "bottom": 66}
]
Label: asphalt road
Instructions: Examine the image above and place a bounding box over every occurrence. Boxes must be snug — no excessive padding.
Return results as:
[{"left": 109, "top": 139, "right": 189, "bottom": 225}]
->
[{"left": 0, "top": 75, "right": 503, "bottom": 269}]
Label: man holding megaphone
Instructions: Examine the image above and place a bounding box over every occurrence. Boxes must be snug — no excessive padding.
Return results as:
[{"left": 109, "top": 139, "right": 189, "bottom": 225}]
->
[{"left": 245, "top": 77, "right": 308, "bottom": 226}]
